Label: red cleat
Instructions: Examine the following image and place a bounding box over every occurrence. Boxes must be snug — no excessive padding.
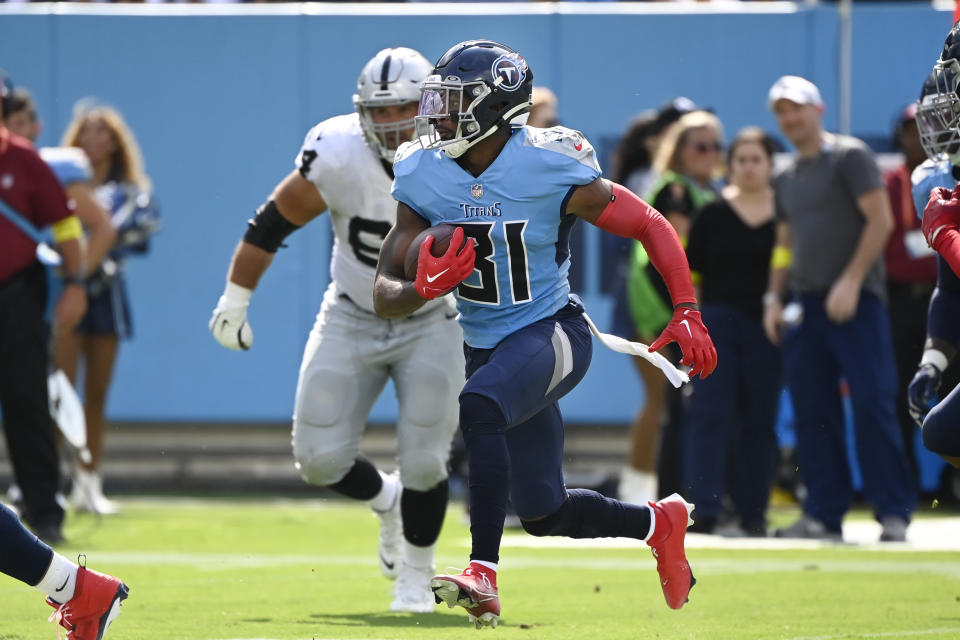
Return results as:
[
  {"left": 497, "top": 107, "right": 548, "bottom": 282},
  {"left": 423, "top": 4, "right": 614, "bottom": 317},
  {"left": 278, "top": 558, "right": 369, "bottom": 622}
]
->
[
  {"left": 647, "top": 493, "right": 696, "bottom": 610},
  {"left": 430, "top": 562, "right": 500, "bottom": 628},
  {"left": 47, "top": 564, "right": 129, "bottom": 640}
]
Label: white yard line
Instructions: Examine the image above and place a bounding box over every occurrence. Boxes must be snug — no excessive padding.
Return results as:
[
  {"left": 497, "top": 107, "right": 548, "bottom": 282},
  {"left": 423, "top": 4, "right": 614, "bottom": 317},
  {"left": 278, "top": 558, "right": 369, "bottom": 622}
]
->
[{"left": 83, "top": 551, "right": 960, "bottom": 577}]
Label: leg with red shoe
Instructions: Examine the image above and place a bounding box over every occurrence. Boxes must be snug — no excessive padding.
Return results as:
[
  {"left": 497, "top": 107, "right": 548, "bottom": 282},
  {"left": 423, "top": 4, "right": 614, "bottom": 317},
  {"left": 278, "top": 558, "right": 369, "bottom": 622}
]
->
[
  {"left": 434, "top": 391, "right": 696, "bottom": 628},
  {"left": 0, "top": 503, "right": 129, "bottom": 640}
]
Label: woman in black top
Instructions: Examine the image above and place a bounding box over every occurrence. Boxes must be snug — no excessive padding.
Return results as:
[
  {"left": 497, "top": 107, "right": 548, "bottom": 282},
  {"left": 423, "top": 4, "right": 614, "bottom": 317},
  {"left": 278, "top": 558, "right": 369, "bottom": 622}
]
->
[{"left": 683, "top": 127, "right": 781, "bottom": 535}]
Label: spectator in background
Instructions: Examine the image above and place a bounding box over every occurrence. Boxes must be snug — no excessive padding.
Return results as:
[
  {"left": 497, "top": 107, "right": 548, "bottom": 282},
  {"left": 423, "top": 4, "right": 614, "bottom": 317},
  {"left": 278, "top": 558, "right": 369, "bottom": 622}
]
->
[
  {"left": 763, "top": 75, "right": 914, "bottom": 542},
  {"left": 883, "top": 103, "right": 941, "bottom": 472},
  {"left": 683, "top": 127, "right": 780, "bottom": 536},
  {"left": 624, "top": 109, "right": 723, "bottom": 501},
  {"left": 3, "top": 89, "right": 116, "bottom": 278},
  {"left": 58, "top": 102, "right": 160, "bottom": 515},
  {"left": 2, "top": 87, "right": 118, "bottom": 511},
  {"left": 0, "top": 70, "right": 87, "bottom": 545},
  {"left": 527, "top": 86, "right": 559, "bottom": 128}
]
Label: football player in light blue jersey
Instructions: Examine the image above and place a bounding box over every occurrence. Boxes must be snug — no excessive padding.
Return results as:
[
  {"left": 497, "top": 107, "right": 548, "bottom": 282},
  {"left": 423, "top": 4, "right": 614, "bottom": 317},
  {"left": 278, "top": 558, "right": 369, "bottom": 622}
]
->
[
  {"left": 908, "top": 42, "right": 960, "bottom": 469},
  {"left": 374, "top": 40, "right": 717, "bottom": 628}
]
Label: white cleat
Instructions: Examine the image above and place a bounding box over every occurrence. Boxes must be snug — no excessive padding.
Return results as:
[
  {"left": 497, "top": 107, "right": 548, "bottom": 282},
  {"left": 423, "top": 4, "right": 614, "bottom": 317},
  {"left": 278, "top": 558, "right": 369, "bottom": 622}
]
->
[
  {"left": 389, "top": 563, "right": 435, "bottom": 613},
  {"left": 374, "top": 473, "right": 402, "bottom": 580}
]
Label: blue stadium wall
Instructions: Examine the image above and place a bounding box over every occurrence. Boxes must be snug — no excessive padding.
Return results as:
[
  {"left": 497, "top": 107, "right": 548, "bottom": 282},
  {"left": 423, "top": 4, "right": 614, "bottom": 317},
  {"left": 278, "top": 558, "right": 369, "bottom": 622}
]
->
[{"left": 0, "top": 3, "right": 950, "bottom": 422}]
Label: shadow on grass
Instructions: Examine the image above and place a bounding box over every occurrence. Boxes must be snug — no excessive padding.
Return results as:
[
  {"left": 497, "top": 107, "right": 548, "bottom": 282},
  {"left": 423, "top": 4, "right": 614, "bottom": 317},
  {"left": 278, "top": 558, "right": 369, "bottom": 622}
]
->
[{"left": 303, "top": 612, "right": 544, "bottom": 630}]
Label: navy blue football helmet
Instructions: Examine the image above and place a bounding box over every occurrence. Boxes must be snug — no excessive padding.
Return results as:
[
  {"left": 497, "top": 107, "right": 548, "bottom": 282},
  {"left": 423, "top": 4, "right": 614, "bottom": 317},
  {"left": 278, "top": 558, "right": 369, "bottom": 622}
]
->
[
  {"left": 916, "top": 61, "right": 960, "bottom": 162},
  {"left": 942, "top": 21, "right": 960, "bottom": 62},
  {"left": 415, "top": 40, "right": 533, "bottom": 158}
]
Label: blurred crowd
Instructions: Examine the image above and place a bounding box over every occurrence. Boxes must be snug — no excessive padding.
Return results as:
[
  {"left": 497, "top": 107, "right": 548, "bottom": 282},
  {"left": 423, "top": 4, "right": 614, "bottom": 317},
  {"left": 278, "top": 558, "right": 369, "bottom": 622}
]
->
[{"left": 598, "top": 77, "right": 940, "bottom": 542}]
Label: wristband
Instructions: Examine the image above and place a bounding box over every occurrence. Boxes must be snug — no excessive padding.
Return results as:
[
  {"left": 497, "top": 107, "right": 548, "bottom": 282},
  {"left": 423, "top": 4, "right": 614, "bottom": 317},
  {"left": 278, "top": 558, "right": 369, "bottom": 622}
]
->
[
  {"left": 63, "top": 274, "right": 86, "bottom": 287},
  {"left": 223, "top": 281, "right": 253, "bottom": 305},
  {"left": 770, "top": 246, "right": 792, "bottom": 270},
  {"left": 920, "top": 348, "right": 949, "bottom": 372}
]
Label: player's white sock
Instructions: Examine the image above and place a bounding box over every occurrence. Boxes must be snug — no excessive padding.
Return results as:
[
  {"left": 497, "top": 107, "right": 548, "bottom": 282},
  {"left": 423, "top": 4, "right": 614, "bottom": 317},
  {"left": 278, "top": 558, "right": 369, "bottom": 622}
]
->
[
  {"left": 471, "top": 559, "right": 498, "bottom": 573},
  {"left": 644, "top": 504, "right": 656, "bottom": 543},
  {"left": 369, "top": 469, "right": 400, "bottom": 513},
  {"left": 403, "top": 541, "right": 435, "bottom": 569},
  {"left": 35, "top": 552, "right": 78, "bottom": 603}
]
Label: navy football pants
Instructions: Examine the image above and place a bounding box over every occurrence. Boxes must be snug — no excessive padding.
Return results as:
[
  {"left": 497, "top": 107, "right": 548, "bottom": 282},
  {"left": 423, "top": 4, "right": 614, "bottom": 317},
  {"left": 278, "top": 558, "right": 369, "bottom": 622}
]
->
[
  {"left": 784, "top": 293, "right": 915, "bottom": 531},
  {"left": 461, "top": 300, "right": 592, "bottom": 519},
  {"left": 683, "top": 303, "right": 780, "bottom": 527}
]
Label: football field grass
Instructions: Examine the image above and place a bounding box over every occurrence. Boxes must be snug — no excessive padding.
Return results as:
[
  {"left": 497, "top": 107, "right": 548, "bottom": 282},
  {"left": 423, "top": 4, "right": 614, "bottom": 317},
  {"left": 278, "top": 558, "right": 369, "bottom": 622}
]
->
[{"left": 1, "top": 497, "right": 959, "bottom": 640}]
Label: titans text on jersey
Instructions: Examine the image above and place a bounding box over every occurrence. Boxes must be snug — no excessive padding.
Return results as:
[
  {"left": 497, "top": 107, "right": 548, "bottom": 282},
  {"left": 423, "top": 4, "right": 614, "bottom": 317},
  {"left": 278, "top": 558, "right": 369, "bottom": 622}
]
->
[{"left": 392, "top": 125, "right": 600, "bottom": 348}]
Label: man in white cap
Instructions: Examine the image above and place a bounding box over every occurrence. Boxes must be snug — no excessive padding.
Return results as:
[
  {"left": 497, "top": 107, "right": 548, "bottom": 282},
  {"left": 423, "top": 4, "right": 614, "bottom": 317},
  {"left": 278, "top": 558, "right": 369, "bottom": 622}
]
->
[{"left": 762, "top": 75, "right": 915, "bottom": 542}]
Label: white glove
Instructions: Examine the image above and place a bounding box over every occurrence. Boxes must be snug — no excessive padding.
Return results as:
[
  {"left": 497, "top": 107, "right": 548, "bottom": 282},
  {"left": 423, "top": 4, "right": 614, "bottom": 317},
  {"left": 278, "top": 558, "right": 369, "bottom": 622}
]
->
[{"left": 210, "top": 282, "right": 254, "bottom": 351}]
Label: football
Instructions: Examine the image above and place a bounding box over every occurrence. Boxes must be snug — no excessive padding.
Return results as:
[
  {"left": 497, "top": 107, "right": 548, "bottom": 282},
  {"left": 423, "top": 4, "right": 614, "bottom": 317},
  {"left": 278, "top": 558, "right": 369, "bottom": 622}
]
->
[{"left": 403, "top": 223, "right": 464, "bottom": 280}]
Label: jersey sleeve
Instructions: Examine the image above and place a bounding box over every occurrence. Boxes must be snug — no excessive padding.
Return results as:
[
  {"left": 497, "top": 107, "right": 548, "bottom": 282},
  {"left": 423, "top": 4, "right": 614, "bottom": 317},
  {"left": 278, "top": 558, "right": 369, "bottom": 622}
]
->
[
  {"left": 912, "top": 161, "right": 956, "bottom": 221},
  {"left": 391, "top": 141, "right": 427, "bottom": 215},
  {"left": 294, "top": 122, "right": 328, "bottom": 183},
  {"left": 840, "top": 143, "right": 883, "bottom": 199},
  {"left": 525, "top": 126, "right": 601, "bottom": 186},
  {"left": 38, "top": 147, "right": 92, "bottom": 187}
]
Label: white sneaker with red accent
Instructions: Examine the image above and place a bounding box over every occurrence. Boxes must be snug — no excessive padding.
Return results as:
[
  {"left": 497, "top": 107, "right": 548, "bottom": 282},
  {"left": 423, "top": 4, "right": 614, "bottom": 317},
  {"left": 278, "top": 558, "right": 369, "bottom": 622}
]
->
[
  {"left": 430, "top": 562, "right": 500, "bottom": 629},
  {"left": 646, "top": 493, "right": 696, "bottom": 610}
]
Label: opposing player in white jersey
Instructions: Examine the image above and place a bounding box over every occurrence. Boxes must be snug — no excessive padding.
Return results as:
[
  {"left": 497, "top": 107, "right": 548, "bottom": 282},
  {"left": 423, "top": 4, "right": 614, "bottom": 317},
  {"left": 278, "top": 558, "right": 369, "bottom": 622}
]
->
[{"left": 209, "top": 47, "right": 464, "bottom": 613}]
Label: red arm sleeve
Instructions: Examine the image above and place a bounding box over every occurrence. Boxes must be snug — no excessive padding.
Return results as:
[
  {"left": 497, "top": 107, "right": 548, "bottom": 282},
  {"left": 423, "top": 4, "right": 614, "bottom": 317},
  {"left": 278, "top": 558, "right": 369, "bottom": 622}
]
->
[
  {"left": 594, "top": 182, "right": 697, "bottom": 306},
  {"left": 935, "top": 228, "right": 960, "bottom": 280}
]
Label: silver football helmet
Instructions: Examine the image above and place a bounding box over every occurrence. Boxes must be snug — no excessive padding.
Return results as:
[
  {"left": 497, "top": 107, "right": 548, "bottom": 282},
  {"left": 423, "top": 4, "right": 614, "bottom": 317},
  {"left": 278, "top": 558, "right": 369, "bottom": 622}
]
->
[
  {"left": 353, "top": 47, "right": 432, "bottom": 162},
  {"left": 917, "top": 59, "right": 960, "bottom": 162}
]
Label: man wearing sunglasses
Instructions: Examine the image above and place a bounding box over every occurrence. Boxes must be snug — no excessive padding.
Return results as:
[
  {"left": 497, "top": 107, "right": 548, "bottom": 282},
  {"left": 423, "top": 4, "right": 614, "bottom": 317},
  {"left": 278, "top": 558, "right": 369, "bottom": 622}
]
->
[{"left": 763, "top": 75, "right": 914, "bottom": 543}]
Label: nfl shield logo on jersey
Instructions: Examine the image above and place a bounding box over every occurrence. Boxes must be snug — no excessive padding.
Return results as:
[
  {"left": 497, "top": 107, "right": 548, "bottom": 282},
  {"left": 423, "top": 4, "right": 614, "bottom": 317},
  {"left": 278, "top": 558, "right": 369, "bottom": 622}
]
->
[{"left": 471, "top": 183, "right": 484, "bottom": 199}]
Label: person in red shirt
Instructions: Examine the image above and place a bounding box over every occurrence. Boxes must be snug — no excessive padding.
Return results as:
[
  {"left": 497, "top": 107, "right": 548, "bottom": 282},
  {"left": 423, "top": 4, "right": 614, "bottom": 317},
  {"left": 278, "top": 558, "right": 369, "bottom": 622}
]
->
[
  {"left": 0, "top": 71, "right": 86, "bottom": 544},
  {"left": 883, "top": 103, "right": 942, "bottom": 473}
]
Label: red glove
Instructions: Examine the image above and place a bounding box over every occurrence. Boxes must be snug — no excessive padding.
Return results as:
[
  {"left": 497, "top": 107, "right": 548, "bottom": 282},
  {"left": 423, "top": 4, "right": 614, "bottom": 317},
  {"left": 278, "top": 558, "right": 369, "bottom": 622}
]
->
[
  {"left": 649, "top": 307, "right": 718, "bottom": 379},
  {"left": 414, "top": 227, "right": 476, "bottom": 300},
  {"left": 923, "top": 185, "right": 960, "bottom": 251}
]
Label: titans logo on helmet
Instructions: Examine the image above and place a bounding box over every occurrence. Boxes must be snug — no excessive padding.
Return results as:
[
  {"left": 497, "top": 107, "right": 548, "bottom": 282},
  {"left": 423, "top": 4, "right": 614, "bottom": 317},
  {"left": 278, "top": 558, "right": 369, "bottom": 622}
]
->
[{"left": 492, "top": 54, "right": 528, "bottom": 91}]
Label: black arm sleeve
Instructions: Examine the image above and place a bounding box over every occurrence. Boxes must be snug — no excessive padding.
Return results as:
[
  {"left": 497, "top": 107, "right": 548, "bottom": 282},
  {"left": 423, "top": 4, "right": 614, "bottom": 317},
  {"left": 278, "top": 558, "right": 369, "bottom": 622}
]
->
[{"left": 243, "top": 200, "right": 301, "bottom": 253}]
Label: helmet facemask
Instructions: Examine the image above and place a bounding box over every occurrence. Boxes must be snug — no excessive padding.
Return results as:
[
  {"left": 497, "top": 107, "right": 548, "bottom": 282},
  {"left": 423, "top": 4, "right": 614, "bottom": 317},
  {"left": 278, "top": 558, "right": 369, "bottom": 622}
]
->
[
  {"left": 355, "top": 99, "right": 418, "bottom": 163},
  {"left": 917, "top": 59, "right": 960, "bottom": 163},
  {"left": 416, "top": 74, "right": 530, "bottom": 159},
  {"left": 352, "top": 47, "right": 432, "bottom": 163}
]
